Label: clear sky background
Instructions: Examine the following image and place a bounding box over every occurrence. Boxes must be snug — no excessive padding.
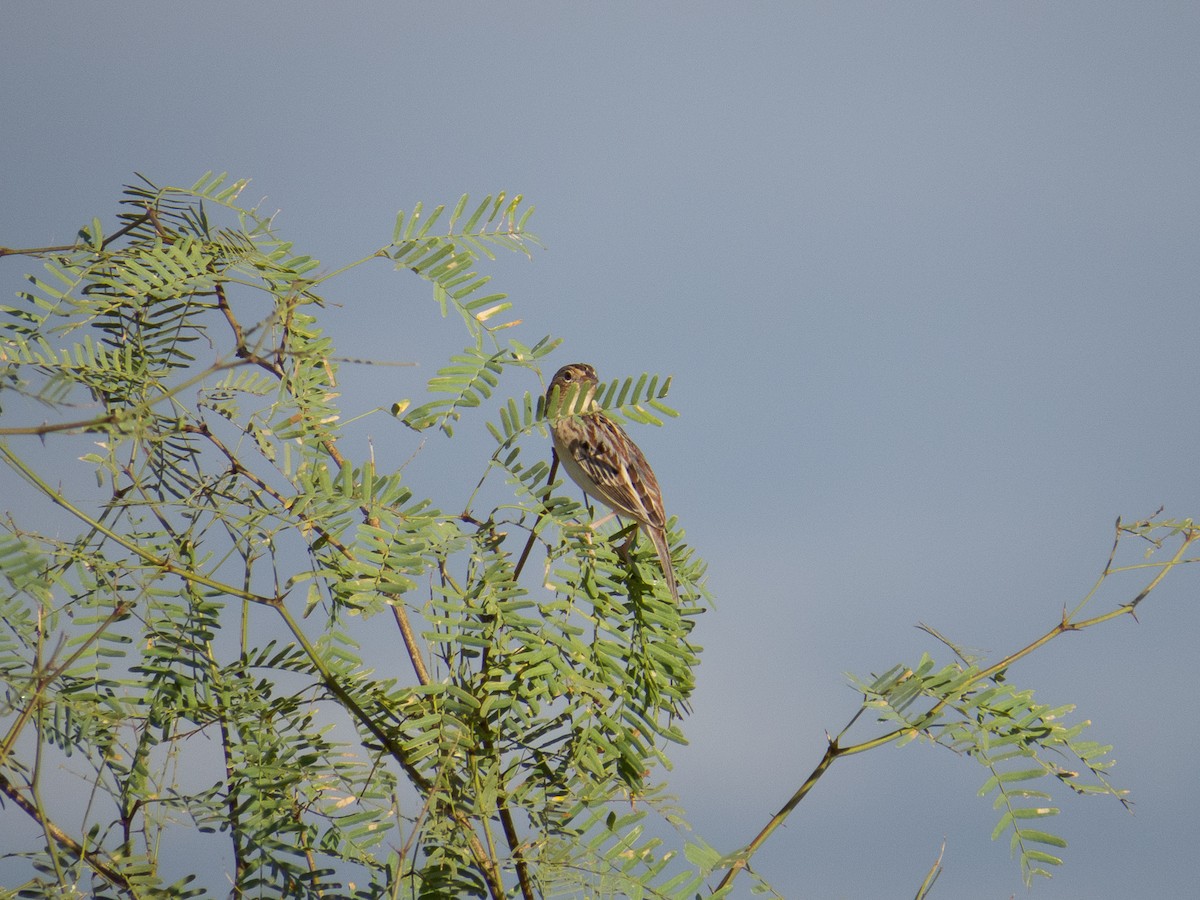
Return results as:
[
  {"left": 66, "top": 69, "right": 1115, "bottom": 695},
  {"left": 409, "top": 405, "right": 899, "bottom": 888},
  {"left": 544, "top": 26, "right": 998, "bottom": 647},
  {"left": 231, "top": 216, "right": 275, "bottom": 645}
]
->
[{"left": 3, "top": 3, "right": 1199, "bottom": 898}]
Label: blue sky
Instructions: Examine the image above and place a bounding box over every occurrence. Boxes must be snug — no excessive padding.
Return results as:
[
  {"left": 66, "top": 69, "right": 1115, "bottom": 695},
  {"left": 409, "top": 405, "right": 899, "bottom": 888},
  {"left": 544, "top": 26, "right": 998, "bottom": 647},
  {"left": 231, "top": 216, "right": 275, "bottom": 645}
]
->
[{"left": 3, "top": 3, "right": 1199, "bottom": 897}]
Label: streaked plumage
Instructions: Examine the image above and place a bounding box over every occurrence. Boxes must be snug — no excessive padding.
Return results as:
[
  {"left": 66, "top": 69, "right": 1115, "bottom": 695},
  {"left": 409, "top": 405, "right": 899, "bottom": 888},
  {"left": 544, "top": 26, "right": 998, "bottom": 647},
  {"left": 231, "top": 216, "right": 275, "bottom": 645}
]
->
[{"left": 546, "top": 363, "right": 679, "bottom": 602}]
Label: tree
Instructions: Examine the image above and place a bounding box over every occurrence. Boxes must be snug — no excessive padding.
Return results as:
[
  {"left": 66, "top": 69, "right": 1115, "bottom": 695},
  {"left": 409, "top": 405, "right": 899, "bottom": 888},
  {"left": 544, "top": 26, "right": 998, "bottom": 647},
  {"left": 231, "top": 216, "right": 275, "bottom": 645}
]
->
[{"left": 0, "top": 175, "right": 1194, "bottom": 898}]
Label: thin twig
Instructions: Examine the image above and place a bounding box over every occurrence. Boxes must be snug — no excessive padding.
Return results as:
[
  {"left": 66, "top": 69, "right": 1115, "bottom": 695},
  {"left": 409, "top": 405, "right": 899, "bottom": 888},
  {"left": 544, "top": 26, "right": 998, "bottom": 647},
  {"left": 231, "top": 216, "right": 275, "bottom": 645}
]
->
[
  {"left": 0, "top": 211, "right": 152, "bottom": 259},
  {"left": 0, "top": 770, "right": 133, "bottom": 891},
  {"left": 391, "top": 603, "right": 431, "bottom": 686},
  {"left": 513, "top": 454, "right": 558, "bottom": 581},
  {"left": 469, "top": 454, "right": 561, "bottom": 900},
  {"left": 273, "top": 603, "right": 508, "bottom": 900}
]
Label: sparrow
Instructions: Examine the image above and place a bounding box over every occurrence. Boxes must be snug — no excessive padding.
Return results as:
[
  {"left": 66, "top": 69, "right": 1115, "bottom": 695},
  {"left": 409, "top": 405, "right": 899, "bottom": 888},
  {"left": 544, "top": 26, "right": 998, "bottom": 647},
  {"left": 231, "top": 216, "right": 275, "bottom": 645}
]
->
[{"left": 545, "top": 362, "right": 679, "bottom": 602}]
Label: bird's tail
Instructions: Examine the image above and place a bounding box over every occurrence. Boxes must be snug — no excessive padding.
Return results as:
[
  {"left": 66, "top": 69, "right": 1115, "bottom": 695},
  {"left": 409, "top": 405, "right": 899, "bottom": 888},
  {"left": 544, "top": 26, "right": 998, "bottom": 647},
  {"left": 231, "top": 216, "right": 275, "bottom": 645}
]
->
[{"left": 648, "top": 525, "right": 680, "bottom": 603}]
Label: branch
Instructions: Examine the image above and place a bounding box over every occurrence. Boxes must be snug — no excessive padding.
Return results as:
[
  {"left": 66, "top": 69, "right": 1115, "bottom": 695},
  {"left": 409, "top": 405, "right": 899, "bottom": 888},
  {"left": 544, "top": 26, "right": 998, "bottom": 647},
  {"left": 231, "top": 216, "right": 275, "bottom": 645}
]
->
[
  {"left": 0, "top": 770, "right": 133, "bottom": 891},
  {"left": 0, "top": 444, "right": 278, "bottom": 605},
  {"left": 272, "top": 602, "right": 509, "bottom": 900},
  {"left": 0, "top": 211, "right": 153, "bottom": 260},
  {"left": 0, "top": 355, "right": 254, "bottom": 437},
  {"left": 716, "top": 520, "right": 1199, "bottom": 892},
  {"left": 0, "top": 603, "right": 130, "bottom": 769}
]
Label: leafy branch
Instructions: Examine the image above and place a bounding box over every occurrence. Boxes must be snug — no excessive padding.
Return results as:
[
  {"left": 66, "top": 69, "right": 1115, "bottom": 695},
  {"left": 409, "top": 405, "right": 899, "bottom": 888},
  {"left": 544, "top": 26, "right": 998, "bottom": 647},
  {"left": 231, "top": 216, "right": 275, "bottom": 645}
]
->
[
  {"left": 0, "top": 174, "right": 707, "bottom": 900},
  {"left": 717, "top": 513, "right": 1198, "bottom": 891}
]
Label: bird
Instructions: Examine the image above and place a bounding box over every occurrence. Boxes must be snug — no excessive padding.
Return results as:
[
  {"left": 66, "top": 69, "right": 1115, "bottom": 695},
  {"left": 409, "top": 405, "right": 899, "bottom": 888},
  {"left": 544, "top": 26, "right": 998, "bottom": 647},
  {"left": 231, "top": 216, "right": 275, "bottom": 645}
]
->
[{"left": 545, "top": 362, "right": 679, "bottom": 602}]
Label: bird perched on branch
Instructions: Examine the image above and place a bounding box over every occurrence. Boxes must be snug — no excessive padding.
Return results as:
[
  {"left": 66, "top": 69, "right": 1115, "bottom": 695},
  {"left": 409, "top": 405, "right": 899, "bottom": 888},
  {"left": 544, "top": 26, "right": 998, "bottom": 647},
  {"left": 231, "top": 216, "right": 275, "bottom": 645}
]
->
[{"left": 545, "top": 362, "right": 679, "bottom": 602}]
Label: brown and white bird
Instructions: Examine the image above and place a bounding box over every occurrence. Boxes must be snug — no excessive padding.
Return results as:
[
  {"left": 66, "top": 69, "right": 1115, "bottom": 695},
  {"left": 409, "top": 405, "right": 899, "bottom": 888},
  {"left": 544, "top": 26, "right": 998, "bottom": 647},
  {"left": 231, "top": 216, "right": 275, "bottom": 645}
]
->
[{"left": 545, "top": 362, "right": 679, "bottom": 602}]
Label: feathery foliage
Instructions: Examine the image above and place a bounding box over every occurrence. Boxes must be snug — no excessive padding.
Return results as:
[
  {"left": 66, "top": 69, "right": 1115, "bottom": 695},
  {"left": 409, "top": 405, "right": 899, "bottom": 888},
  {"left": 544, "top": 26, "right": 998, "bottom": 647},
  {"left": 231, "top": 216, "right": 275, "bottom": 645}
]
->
[
  {"left": 1, "top": 175, "right": 1195, "bottom": 899},
  {"left": 0, "top": 174, "right": 711, "bottom": 899}
]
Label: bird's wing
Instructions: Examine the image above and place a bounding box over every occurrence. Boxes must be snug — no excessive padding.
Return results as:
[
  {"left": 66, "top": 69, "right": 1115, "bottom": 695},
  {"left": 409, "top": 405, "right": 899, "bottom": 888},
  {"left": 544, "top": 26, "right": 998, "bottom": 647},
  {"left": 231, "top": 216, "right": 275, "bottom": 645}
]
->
[{"left": 564, "top": 414, "right": 667, "bottom": 529}]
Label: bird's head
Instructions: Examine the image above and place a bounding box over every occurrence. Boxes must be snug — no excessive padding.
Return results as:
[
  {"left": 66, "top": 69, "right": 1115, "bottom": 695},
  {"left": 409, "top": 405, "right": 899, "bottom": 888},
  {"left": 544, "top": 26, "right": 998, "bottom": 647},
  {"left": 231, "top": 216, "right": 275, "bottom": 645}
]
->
[{"left": 546, "top": 362, "right": 599, "bottom": 417}]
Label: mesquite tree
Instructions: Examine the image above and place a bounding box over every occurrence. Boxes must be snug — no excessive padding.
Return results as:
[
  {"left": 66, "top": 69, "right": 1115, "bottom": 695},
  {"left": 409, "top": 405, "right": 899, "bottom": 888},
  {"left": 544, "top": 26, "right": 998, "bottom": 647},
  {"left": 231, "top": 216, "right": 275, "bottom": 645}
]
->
[{"left": 0, "top": 175, "right": 1193, "bottom": 898}]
